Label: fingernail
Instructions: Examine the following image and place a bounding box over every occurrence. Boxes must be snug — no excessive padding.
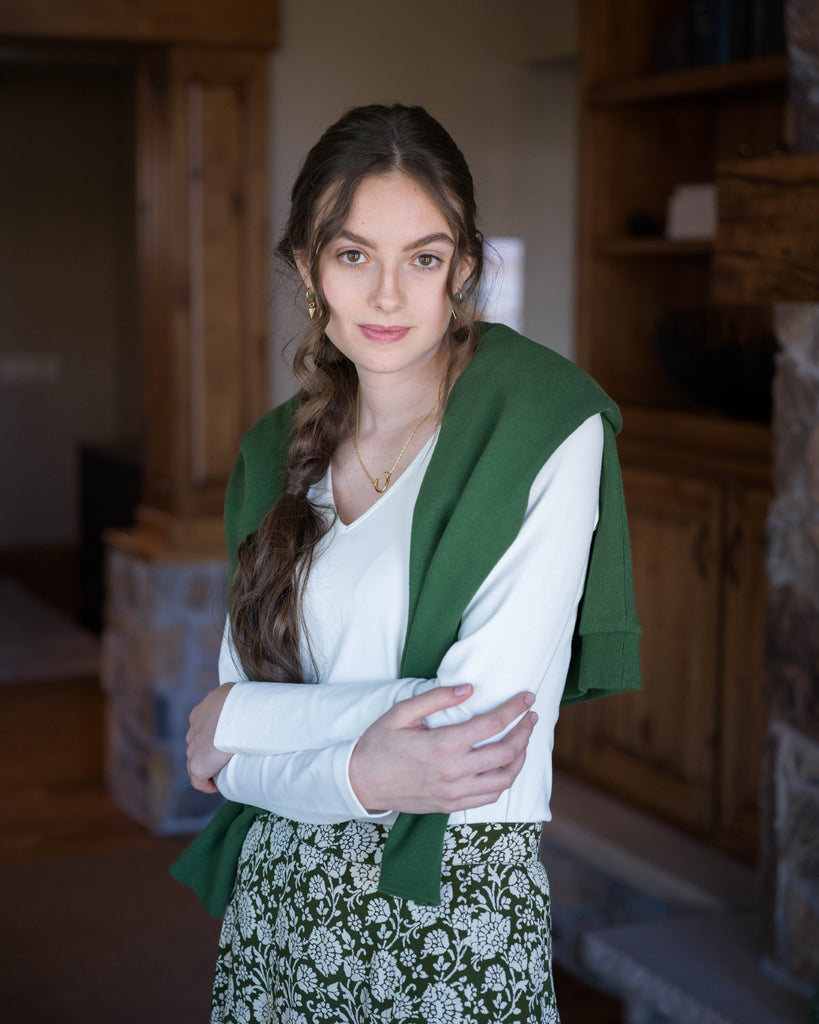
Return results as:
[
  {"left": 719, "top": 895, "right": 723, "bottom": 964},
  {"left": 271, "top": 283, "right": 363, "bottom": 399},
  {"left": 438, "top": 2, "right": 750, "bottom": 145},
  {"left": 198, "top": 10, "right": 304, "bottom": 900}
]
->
[
  {"left": 524, "top": 692, "right": 535, "bottom": 706},
  {"left": 453, "top": 683, "right": 471, "bottom": 695},
  {"left": 529, "top": 711, "right": 539, "bottom": 725}
]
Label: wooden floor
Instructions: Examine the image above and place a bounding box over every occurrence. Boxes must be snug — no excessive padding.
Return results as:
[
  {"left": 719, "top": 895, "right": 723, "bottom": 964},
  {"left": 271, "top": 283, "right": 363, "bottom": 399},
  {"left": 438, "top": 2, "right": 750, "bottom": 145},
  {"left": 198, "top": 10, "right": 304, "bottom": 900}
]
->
[
  {"left": 0, "top": 675, "right": 172, "bottom": 862},
  {"left": 0, "top": 546, "right": 164, "bottom": 861},
  {"left": 0, "top": 550, "right": 623, "bottom": 1021}
]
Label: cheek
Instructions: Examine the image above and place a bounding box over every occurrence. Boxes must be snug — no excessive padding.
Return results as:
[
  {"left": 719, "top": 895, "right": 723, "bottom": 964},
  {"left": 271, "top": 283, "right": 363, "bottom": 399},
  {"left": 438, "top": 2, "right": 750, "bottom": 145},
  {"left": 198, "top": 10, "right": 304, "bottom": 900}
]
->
[
  {"left": 317, "top": 274, "right": 349, "bottom": 321},
  {"left": 414, "top": 274, "right": 452, "bottom": 310}
]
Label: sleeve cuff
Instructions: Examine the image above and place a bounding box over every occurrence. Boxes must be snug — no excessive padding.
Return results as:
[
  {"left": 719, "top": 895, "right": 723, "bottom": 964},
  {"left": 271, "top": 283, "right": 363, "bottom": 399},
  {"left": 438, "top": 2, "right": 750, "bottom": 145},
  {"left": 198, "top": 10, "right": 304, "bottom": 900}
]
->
[{"left": 339, "top": 738, "right": 394, "bottom": 822}]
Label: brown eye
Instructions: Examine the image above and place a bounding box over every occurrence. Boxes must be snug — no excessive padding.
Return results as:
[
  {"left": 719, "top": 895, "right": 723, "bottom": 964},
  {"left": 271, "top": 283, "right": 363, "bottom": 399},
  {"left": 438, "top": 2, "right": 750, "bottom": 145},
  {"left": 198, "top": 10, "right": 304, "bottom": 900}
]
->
[{"left": 415, "top": 254, "right": 440, "bottom": 268}]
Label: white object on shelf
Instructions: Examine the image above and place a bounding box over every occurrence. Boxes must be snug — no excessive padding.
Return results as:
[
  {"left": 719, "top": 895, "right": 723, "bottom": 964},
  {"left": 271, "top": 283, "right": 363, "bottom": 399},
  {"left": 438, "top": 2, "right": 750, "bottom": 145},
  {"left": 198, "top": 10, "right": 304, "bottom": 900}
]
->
[{"left": 666, "top": 183, "right": 717, "bottom": 240}]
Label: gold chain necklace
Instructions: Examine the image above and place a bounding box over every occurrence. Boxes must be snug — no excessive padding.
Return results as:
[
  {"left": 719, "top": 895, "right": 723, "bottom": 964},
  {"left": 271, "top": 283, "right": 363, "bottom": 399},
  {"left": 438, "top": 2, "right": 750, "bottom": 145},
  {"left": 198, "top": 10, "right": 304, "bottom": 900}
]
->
[{"left": 355, "top": 383, "right": 443, "bottom": 494}]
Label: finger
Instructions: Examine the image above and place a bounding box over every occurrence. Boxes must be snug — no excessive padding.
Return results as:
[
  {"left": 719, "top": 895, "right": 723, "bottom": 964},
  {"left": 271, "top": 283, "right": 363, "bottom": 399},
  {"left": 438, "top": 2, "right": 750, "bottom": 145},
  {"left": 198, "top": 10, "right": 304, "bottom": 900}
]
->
[
  {"left": 442, "top": 746, "right": 529, "bottom": 811},
  {"left": 467, "top": 750, "right": 528, "bottom": 804},
  {"left": 389, "top": 683, "right": 474, "bottom": 727},
  {"left": 467, "top": 711, "right": 537, "bottom": 773},
  {"left": 454, "top": 692, "right": 536, "bottom": 748},
  {"left": 475, "top": 744, "right": 528, "bottom": 789}
]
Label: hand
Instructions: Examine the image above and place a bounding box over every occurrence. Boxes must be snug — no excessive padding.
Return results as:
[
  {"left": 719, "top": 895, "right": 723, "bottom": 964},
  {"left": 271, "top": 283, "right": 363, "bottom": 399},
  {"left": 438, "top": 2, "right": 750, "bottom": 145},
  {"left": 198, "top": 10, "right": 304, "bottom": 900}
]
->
[
  {"left": 349, "top": 685, "right": 537, "bottom": 815},
  {"left": 186, "top": 683, "right": 236, "bottom": 793}
]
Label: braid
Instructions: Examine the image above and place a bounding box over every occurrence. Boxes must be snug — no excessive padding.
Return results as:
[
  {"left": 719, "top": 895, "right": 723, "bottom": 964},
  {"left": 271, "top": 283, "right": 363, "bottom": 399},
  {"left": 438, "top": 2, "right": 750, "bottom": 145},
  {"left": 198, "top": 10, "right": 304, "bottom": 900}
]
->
[{"left": 229, "top": 319, "right": 357, "bottom": 682}]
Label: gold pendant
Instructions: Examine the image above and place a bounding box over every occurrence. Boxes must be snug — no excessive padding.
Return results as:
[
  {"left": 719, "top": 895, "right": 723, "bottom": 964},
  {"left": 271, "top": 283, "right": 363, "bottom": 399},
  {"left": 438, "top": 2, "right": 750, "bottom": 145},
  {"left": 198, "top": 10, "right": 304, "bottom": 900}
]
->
[{"left": 374, "top": 471, "right": 391, "bottom": 494}]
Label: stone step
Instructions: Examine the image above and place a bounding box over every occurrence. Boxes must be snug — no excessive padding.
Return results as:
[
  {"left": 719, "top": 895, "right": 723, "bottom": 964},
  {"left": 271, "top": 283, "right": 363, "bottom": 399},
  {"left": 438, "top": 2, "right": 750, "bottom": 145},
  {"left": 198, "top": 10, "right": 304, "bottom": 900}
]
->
[
  {"left": 544, "top": 774, "right": 755, "bottom": 912},
  {"left": 582, "top": 910, "right": 810, "bottom": 1024}
]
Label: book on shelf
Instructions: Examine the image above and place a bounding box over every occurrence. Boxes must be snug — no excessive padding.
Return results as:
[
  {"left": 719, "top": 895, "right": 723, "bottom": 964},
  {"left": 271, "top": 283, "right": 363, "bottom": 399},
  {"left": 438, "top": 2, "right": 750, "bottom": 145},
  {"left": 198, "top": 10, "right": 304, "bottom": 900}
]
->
[{"left": 654, "top": 0, "right": 785, "bottom": 72}]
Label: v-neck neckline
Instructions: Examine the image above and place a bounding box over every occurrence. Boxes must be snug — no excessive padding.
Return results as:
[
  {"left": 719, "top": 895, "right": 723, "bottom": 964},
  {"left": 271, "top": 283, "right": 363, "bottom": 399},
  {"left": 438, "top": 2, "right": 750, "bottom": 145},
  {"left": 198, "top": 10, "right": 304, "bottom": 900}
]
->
[{"left": 325, "top": 430, "right": 439, "bottom": 531}]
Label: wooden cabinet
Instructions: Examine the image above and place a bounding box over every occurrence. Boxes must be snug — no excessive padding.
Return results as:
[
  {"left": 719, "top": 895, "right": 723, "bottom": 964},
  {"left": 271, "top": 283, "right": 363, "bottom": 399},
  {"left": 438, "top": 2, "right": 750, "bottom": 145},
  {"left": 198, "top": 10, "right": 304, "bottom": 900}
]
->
[
  {"left": 719, "top": 485, "right": 771, "bottom": 854},
  {"left": 557, "top": 466, "right": 770, "bottom": 856},
  {"left": 573, "top": 468, "right": 723, "bottom": 833},
  {"left": 557, "top": 0, "right": 785, "bottom": 859}
]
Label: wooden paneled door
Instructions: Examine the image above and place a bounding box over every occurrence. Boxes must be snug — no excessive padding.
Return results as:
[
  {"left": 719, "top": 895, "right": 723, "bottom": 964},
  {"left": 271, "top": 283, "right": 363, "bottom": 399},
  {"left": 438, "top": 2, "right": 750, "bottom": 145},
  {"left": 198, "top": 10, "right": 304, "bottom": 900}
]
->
[
  {"left": 557, "top": 465, "right": 771, "bottom": 857},
  {"left": 559, "top": 467, "right": 724, "bottom": 832}
]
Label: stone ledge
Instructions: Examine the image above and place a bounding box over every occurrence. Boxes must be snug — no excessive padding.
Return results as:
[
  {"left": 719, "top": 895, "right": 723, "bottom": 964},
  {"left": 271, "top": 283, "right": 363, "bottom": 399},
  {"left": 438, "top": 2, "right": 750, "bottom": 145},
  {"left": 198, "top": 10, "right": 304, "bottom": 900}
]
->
[
  {"left": 582, "top": 910, "right": 810, "bottom": 1024},
  {"left": 545, "top": 774, "right": 755, "bottom": 910}
]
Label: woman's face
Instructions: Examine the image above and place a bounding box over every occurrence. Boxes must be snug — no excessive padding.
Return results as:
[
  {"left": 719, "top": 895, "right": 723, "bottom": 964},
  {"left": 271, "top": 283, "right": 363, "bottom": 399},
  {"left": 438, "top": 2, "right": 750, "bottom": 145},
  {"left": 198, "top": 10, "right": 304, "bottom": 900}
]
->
[{"left": 313, "top": 171, "right": 468, "bottom": 387}]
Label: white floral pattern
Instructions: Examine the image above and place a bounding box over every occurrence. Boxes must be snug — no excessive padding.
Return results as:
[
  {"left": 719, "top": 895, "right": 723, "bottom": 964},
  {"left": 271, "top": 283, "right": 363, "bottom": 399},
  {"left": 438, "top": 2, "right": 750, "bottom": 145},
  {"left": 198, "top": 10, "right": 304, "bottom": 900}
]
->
[{"left": 211, "top": 815, "right": 558, "bottom": 1023}]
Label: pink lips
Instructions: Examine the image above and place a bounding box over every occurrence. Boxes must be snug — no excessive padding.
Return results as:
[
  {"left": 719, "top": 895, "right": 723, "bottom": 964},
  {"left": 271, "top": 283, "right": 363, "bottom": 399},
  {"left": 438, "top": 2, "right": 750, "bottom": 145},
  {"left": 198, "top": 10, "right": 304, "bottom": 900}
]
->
[{"left": 359, "top": 324, "right": 410, "bottom": 343}]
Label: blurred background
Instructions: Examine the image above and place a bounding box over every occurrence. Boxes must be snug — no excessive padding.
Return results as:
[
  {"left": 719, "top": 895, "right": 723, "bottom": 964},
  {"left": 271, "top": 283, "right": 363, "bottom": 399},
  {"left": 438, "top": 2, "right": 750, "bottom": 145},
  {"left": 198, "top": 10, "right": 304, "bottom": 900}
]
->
[{"left": 0, "top": 1, "right": 815, "bottom": 1021}]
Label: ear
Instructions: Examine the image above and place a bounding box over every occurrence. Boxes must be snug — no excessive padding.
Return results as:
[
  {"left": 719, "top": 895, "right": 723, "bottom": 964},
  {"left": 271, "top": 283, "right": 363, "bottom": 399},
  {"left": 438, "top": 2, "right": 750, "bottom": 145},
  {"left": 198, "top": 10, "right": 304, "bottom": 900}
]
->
[
  {"left": 456, "top": 254, "right": 477, "bottom": 293},
  {"left": 457, "top": 231, "right": 482, "bottom": 292},
  {"left": 293, "top": 251, "right": 311, "bottom": 289}
]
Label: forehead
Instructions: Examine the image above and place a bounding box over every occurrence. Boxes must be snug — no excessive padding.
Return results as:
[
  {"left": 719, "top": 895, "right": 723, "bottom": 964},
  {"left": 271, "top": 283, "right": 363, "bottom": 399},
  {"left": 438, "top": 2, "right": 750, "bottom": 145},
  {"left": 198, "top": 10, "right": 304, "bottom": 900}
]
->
[{"left": 340, "top": 171, "right": 452, "bottom": 238}]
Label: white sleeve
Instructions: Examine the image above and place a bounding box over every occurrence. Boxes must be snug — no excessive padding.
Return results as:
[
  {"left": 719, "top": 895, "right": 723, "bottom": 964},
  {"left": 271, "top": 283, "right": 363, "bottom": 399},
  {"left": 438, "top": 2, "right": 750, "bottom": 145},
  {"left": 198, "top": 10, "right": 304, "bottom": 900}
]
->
[
  {"left": 214, "top": 621, "right": 432, "bottom": 754},
  {"left": 211, "top": 415, "right": 603, "bottom": 817},
  {"left": 214, "top": 739, "right": 390, "bottom": 823}
]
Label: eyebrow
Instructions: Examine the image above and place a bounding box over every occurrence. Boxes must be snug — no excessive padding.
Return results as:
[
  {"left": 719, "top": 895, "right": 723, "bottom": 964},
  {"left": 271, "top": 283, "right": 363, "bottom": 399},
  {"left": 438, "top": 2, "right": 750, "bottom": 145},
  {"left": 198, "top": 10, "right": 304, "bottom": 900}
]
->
[{"left": 338, "top": 229, "right": 455, "bottom": 250}]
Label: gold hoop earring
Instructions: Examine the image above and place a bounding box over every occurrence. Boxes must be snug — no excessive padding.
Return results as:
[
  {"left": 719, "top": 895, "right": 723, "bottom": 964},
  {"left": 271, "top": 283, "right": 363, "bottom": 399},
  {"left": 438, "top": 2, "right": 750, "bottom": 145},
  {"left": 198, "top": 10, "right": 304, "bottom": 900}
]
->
[{"left": 306, "top": 288, "right": 317, "bottom": 319}]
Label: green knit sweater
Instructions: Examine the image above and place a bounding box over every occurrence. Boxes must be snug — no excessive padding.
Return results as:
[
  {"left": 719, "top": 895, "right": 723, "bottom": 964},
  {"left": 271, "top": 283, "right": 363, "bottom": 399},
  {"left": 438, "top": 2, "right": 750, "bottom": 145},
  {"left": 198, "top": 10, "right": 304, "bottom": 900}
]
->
[{"left": 171, "top": 324, "right": 641, "bottom": 913}]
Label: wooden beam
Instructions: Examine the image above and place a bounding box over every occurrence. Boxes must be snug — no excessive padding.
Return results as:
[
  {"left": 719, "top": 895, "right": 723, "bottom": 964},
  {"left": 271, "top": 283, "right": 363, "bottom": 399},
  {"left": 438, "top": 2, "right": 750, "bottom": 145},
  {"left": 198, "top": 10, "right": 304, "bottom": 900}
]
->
[
  {"left": 713, "top": 153, "right": 819, "bottom": 303},
  {"left": 137, "top": 47, "right": 269, "bottom": 526},
  {"left": 0, "top": 1, "right": 277, "bottom": 48}
]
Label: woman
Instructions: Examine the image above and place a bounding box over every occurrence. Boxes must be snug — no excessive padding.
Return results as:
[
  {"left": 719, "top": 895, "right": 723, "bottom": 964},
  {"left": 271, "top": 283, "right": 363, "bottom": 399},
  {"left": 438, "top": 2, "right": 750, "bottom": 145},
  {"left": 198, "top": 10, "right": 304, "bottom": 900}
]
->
[{"left": 175, "top": 103, "right": 641, "bottom": 1023}]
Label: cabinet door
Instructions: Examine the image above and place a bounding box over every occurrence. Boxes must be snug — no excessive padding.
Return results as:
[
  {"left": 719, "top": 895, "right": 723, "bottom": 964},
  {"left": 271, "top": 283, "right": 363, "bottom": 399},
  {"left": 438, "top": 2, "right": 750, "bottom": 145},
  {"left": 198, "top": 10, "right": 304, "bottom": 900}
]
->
[
  {"left": 560, "top": 467, "right": 723, "bottom": 830},
  {"left": 718, "top": 486, "right": 770, "bottom": 857}
]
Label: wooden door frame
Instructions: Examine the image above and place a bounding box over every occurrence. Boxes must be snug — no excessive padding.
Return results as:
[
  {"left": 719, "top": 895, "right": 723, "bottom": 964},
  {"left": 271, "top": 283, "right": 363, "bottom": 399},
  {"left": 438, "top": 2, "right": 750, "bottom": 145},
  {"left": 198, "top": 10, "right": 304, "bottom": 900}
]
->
[{"left": 0, "top": 3, "right": 276, "bottom": 557}]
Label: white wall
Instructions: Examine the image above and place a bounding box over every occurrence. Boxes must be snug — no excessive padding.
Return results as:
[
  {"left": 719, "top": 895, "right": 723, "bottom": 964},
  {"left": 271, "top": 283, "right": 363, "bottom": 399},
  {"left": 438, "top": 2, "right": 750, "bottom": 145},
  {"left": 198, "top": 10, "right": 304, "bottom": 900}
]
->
[{"left": 267, "top": 0, "right": 579, "bottom": 405}]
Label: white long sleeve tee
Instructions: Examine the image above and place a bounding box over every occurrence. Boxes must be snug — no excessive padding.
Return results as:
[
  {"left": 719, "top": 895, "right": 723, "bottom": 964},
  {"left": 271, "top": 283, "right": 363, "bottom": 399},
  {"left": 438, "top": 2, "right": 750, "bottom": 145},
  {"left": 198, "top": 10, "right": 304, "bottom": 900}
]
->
[{"left": 214, "top": 413, "right": 604, "bottom": 826}]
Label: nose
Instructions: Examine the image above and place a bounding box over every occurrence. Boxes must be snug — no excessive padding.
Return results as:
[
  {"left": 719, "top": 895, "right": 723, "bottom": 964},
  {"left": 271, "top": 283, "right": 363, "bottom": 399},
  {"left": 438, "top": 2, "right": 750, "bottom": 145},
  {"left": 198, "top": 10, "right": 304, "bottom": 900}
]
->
[{"left": 372, "top": 264, "right": 403, "bottom": 313}]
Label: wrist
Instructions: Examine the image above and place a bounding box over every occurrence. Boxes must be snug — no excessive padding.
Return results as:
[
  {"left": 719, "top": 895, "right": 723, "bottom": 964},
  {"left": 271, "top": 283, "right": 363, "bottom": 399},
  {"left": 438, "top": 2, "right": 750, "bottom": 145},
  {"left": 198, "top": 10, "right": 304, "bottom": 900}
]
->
[
  {"left": 210, "top": 681, "right": 239, "bottom": 751},
  {"left": 347, "top": 740, "right": 388, "bottom": 817}
]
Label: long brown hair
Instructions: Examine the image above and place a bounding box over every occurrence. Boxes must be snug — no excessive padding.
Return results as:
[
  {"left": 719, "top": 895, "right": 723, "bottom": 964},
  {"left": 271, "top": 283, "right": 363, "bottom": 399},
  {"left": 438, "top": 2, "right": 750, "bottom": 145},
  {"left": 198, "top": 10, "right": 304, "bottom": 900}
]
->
[{"left": 230, "top": 104, "right": 485, "bottom": 682}]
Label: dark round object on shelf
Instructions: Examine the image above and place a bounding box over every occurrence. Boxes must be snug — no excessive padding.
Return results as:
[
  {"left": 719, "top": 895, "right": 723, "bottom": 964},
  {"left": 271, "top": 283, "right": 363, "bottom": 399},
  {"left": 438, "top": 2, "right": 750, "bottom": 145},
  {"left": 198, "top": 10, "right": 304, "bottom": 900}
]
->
[
  {"left": 626, "top": 210, "right": 662, "bottom": 237},
  {"left": 654, "top": 307, "right": 777, "bottom": 422}
]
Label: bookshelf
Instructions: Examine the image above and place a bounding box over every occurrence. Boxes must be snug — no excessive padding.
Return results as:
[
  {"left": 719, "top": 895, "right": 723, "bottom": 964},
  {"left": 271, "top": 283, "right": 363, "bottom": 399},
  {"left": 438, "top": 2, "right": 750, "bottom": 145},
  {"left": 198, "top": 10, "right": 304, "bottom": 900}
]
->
[{"left": 557, "top": 0, "right": 787, "bottom": 860}]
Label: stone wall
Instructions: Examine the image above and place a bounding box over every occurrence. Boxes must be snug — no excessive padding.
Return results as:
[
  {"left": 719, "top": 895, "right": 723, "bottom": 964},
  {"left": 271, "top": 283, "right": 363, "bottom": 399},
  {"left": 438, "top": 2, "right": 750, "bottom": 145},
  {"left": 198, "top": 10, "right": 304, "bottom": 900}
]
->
[
  {"left": 101, "top": 548, "right": 227, "bottom": 834},
  {"left": 764, "top": 304, "right": 819, "bottom": 991},
  {"left": 766, "top": 723, "right": 819, "bottom": 987},
  {"left": 786, "top": 0, "right": 819, "bottom": 153},
  {"left": 759, "top": 0, "right": 819, "bottom": 992}
]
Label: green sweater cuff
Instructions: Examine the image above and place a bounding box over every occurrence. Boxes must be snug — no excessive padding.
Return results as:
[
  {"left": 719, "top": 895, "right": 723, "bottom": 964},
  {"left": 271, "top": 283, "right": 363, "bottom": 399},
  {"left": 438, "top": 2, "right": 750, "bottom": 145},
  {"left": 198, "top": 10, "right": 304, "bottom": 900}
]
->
[
  {"left": 377, "top": 812, "right": 448, "bottom": 905},
  {"left": 561, "top": 631, "right": 642, "bottom": 705}
]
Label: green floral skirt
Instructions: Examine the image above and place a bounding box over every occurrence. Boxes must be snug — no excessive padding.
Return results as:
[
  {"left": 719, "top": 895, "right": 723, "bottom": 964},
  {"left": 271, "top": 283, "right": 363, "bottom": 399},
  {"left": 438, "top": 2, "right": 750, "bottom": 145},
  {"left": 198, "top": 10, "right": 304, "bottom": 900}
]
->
[{"left": 212, "top": 815, "right": 558, "bottom": 1024}]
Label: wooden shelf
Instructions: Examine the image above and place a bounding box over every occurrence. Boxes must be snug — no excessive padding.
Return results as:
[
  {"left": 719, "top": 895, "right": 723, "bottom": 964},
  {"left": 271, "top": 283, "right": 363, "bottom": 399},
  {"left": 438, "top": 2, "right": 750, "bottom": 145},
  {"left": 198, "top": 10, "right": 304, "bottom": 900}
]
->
[
  {"left": 573, "top": 0, "right": 780, "bottom": 866},
  {"left": 589, "top": 53, "right": 787, "bottom": 105},
  {"left": 595, "top": 237, "right": 713, "bottom": 258},
  {"left": 618, "top": 404, "right": 771, "bottom": 473}
]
